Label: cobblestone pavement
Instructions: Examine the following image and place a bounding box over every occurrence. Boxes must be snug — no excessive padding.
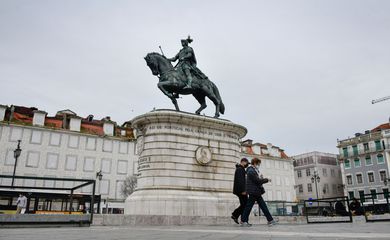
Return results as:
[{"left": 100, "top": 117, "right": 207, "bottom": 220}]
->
[{"left": 1, "top": 222, "right": 390, "bottom": 240}]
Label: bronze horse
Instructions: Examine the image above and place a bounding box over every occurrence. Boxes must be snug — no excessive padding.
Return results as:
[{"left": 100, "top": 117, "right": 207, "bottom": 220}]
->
[{"left": 144, "top": 52, "right": 225, "bottom": 118}]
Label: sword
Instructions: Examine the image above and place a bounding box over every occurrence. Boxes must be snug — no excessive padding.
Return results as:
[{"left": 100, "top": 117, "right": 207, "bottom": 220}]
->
[{"left": 159, "top": 46, "right": 165, "bottom": 57}]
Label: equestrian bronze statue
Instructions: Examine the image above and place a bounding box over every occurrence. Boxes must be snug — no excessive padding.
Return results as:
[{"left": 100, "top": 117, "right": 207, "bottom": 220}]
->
[{"left": 144, "top": 36, "right": 225, "bottom": 118}]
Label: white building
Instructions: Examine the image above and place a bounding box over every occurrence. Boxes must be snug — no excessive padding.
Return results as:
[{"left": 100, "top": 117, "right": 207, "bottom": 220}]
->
[
  {"left": 293, "top": 152, "right": 343, "bottom": 201},
  {"left": 240, "top": 139, "right": 296, "bottom": 203},
  {"left": 0, "top": 104, "right": 137, "bottom": 213}
]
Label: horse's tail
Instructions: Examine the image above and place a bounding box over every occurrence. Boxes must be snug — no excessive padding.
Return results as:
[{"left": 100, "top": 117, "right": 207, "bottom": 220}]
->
[{"left": 210, "top": 81, "right": 225, "bottom": 115}]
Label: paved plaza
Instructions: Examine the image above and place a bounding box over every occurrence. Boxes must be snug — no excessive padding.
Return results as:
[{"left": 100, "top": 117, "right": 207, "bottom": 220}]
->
[{"left": 1, "top": 223, "right": 390, "bottom": 240}]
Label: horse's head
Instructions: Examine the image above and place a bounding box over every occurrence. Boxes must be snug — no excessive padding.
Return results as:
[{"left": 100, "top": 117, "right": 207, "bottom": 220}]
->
[{"left": 144, "top": 52, "right": 172, "bottom": 76}]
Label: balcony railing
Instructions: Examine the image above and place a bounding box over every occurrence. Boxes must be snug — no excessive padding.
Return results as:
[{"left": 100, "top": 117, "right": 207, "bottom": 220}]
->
[{"left": 339, "top": 146, "right": 386, "bottom": 159}]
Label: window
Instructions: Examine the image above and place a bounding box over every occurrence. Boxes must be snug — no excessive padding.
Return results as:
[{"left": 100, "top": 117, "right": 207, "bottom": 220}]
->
[
  {"left": 116, "top": 180, "right": 125, "bottom": 199},
  {"left": 306, "top": 168, "right": 311, "bottom": 176},
  {"left": 119, "top": 142, "right": 128, "bottom": 154},
  {"left": 370, "top": 189, "right": 377, "bottom": 199},
  {"left": 276, "top": 176, "right": 281, "bottom": 186},
  {"left": 49, "top": 133, "right": 61, "bottom": 146},
  {"left": 30, "top": 130, "right": 42, "bottom": 144},
  {"left": 352, "top": 145, "right": 358, "bottom": 156},
  {"left": 379, "top": 171, "right": 387, "bottom": 182},
  {"left": 267, "top": 191, "right": 273, "bottom": 200},
  {"left": 101, "top": 159, "right": 112, "bottom": 174},
  {"left": 83, "top": 157, "right": 95, "bottom": 172},
  {"left": 297, "top": 170, "right": 302, "bottom": 178},
  {"left": 99, "top": 179, "right": 110, "bottom": 195},
  {"left": 332, "top": 184, "right": 337, "bottom": 194},
  {"left": 65, "top": 155, "right": 77, "bottom": 171},
  {"left": 298, "top": 184, "right": 303, "bottom": 193},
  {"left": 276, "top": 191, "right": 282, "bottom": 200},
  {"left": 323, "top": 184, "right": 329, "bottom": 194},
  {"left": 4, "top": 150, "right": 15, "bottom": 166},
  {"left": 307, "top": 183, "right": 312, "bottom": 192},
  {"left": 368, "top": 172, "right": 375, "bottom": 183},
  {"left": 103, "top": 140, "right": 113, "bottom": 152},
  {"left": 348, "top": 191, "right": 355, "bottom": 199},
  {"left": 86, "top": 137, "right": 96, "bottom": 150},
  {"left": 354, "top": 158, "right": 361, "bottom": 167},
  {"left": 375, "top": 140, "right": 382, "bottom": 151},
  {"left": 359, "top": 190, "right": 365, "bottom": 202},
  {"left": 10, "top": 127, "right": 23, "bottom": 142},
  {"left": 383, "top": 188, "right": 389, "bottom": 199},
  {"left": 322, "top": 168, "right": 328, "bottom": 177},
  {"left": 346, "top": 175, "right": 353, "bottom": 185},
  {"left": 26, "top": 151, "right": 40, "bottom": 168},
  {"left": 274, "top": 161, "right": 280, "bottom": 169},
  {"left": 285, "top": 177, "right": 290, "bottom": 186},
  {"left": 46, "top": 153, "right": 59, "bottom": 169},
  {"left": 377, "top": 154, "right": 385, "bottom": 164},
  {"left": 365, "top": 156, "right": 372, "bottom": 166},
  {"left": 363, "top": 143, "right": 369, "bottom": 152},
  {"left": 356, "top": 173, "right": 363, "bottom": 184},
  {"left": 117, "top": 160, "right": 128, "bottom": 175},
  {"left": 342, "top": 147, "right": 348, "bottom": 157},
  {"left": 331, "top": 169, "right": 335, "bottom": 177},
  {"left": 68, "top": 135, "right": 79, "bottom": 148},
  {"left": 344, "top": 159, "right": 351, "bottom": 169}
]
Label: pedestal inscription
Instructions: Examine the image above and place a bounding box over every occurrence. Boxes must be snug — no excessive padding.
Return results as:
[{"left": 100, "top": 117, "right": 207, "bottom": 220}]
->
[{"left": 125, "top": 110, "right": 247, "bottom": 217}]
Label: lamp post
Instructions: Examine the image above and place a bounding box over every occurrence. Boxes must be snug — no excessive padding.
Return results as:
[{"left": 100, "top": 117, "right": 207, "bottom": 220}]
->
[
  {"left": 311, "top": 170, "right": 321, "bottom": 200},
  {"left": 11, "top": 140, "right": 22, "bottom": 188},
  {"left": 96, "top": 170, "right": 103, "bottom": 181}
]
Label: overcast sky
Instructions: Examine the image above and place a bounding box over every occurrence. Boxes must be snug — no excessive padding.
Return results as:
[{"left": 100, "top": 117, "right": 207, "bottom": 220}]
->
[{"left": 1, "top": 0, "right": 389, "bottom": 155}]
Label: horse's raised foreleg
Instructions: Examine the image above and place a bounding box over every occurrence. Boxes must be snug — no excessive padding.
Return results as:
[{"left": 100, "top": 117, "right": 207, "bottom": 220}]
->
[
  {"left": 158, "top": 82, "right": 173, "bottom": 98},
  {"left": 194, "top": 93, "right": 207, "bottom": 115}
]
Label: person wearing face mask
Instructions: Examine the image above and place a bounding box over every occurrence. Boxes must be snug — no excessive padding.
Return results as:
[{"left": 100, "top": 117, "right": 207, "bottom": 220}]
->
[
  {"left": 241, "top": 158, "right": 277, "bottom": 226},
  {"left": 231, "top": 158, "right": 250, "bottom": 224}
]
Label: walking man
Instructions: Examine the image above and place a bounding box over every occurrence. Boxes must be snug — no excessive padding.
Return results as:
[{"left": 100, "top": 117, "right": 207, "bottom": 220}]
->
[
  {"left": 231, "top": 158, "right": 249, "bottom": 224},
  {"left": 241, "top": 158, "right": 277, "bottom": 226},
  {"left": 16, "top": 193, "right": 27, "bottom": 214}
]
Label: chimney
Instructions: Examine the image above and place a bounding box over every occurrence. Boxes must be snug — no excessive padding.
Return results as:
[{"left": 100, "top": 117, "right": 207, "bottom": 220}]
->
[
  {"left": 102, "top": 117, "right": 114, "bottom": 136},
  {"left": 32, "top": 110, "right": 47, "bottom": 126},
  {"left": 0, "top": 104, "right": 7, "bottom": 121},
  {"left": 69, "top": 116, "right": 82, "bottom": 132}
]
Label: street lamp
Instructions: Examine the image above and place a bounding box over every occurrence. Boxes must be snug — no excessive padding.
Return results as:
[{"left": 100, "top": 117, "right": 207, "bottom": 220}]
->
[
  {"left": 96, "top": 170, "right": 103, "bottom": 181},
  {"left": 11, "top": 140, "right": 22, "bottom": 187},
  {"left": 311, "top": 170, "right": 321, "bottom": 200}
]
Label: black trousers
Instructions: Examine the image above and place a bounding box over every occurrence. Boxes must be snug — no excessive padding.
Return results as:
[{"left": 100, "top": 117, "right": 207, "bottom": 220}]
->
[
  {"left": 232, "top": 194, "right": 248, "bottom": 219},
  {"left": 242, "top": 194, "right": 273, "bottom": 223}
]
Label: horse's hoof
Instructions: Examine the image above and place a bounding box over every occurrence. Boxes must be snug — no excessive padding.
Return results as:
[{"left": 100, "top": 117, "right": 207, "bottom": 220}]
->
[
  {"left": 214, "top": 114, "right": 220, "bottom": 118},
  {"left": 195, "top": 112, "right": 200, "bottom": 115}
]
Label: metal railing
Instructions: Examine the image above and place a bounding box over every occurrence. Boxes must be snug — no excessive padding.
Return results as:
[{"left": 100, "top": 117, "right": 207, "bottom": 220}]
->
[
  {"left": 361, "top": 192, "right": 390, "bottom": 222},
  {"left": 303, "top": 196, "right": 352, "bottom": 224},
  {"left": 253, "top": 201, "right": 304, "bottom": 217}
]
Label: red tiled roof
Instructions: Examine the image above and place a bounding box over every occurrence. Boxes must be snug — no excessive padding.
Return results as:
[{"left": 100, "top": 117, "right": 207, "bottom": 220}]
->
[
  {"left": 371, "top": 123, "right": 390, "bottom": 132},
  {"left": 2, "top": 105, "right": 134, "bottom": 139}
]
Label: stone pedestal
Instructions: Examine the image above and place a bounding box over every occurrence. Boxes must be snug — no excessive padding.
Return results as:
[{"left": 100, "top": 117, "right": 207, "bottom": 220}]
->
[{"left": 125, "top": 110, "right": 247, "bottom": 218}]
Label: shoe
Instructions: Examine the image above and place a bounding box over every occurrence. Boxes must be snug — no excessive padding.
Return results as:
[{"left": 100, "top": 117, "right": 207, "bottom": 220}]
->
[
  {"left": 267, "top": 219, "right": 278, "bottom": 226},
  {"left": 231, "top": 215, "right": 239, "bottom": 224},
  {"left": 240, "top": 222, "right": 252, "bottom": 227}
]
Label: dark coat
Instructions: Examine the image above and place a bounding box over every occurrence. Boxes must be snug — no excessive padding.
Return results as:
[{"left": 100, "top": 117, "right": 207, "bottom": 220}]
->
[
  {"left": 246, "top": 166, "right": 269, "bottom": 197},
  {"left": 233, "top": 164, "right": 246, "bottom": 195}
]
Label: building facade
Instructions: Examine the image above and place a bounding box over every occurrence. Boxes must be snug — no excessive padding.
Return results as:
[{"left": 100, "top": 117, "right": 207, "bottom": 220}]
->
[
  {"left": 293, "top": 152, "right": 343, "bottom": 201},
  {"left": 0, "top": 104, "right": 137, "bottom": 213},
  {"left": 337, "top": 121, "right": 390, "bottom": 202},
  {"left": 240, "top": 139, "right": 296, "bottom": 203}
]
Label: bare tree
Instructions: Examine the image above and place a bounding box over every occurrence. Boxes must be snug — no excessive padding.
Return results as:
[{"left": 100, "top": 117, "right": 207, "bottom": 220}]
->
[{"left": 121, "top": 175, "right": 137, "bottom": 198}]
